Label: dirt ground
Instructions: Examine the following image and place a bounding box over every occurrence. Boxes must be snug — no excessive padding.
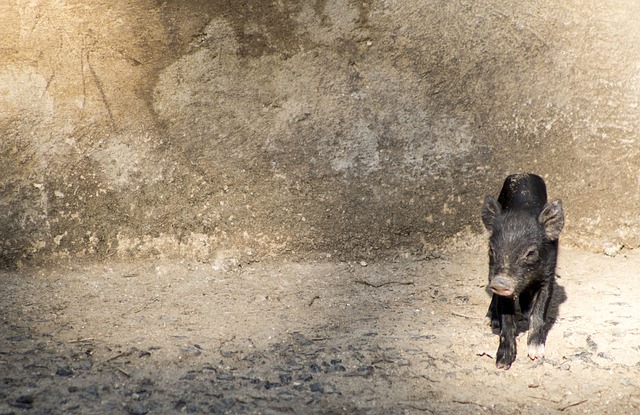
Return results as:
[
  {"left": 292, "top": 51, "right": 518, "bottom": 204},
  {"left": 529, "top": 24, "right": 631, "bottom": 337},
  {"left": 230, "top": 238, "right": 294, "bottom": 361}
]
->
[{"left": 2, "top": 240, "right": 640, "bottom": 415}]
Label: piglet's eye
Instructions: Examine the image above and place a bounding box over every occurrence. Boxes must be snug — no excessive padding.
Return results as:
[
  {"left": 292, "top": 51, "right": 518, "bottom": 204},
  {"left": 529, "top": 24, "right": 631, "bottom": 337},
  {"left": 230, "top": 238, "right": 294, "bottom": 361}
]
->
[{"left": 522, "top": 246, "right": 539, "bottom": 263}]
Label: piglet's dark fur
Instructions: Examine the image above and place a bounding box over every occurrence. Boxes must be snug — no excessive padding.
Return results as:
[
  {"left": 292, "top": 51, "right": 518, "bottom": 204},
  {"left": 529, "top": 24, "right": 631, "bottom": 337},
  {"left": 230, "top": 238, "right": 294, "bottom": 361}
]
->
[{"left": 481, "top": 173, "right": 564, "bottom": 369}]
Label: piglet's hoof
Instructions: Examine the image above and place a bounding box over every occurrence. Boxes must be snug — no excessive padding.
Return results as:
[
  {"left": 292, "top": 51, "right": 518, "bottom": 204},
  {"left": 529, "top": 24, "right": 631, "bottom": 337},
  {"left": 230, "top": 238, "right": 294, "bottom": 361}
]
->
[{"left": 528, "top": 342, "right": 545, "bottom": 360}]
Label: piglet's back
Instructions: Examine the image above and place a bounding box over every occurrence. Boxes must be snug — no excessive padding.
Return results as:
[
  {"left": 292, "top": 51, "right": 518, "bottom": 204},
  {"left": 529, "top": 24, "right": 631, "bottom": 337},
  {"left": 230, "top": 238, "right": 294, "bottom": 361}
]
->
[{"left": 497, "top": 173, "right": 547, "bottom": 214}]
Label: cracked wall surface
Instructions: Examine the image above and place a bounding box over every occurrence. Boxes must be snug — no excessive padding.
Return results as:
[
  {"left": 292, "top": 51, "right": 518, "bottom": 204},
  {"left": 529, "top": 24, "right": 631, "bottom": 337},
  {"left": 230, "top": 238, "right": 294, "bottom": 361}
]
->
[{"left": 1, "top": 0, "right": 639, "bottom": 265}]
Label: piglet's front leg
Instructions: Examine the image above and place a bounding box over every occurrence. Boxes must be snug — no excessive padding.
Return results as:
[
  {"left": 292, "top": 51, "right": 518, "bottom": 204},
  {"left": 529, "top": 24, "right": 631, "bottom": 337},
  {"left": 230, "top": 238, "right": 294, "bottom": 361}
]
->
[
  {"left": 496, "top": 296, "right": 517, "bottom": 370},
  {"left": 485, "top": 294, "right": 500, "bottom": 332},
  {"left": 527, "top": 281, "right": 553, "bottom": 360}
]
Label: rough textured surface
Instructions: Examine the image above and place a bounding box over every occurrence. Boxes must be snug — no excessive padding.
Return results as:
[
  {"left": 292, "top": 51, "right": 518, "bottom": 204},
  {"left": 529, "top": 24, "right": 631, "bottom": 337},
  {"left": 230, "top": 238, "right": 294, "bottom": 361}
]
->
[
  {"left": 1, "top": 1, "right": 640, "bottom": 264},
  {"left": 3, "top": 3, "right": 640, "bottom": 412},
  {"left": 3, "top": 245, "right": 640, "bottom": 414}
]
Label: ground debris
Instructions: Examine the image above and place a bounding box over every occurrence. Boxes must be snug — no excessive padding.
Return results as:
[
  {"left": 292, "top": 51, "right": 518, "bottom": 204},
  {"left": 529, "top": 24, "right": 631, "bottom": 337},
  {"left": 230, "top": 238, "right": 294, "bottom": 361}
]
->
[{"left": 2, "top": 249, "right": 640, "bottom": 414}]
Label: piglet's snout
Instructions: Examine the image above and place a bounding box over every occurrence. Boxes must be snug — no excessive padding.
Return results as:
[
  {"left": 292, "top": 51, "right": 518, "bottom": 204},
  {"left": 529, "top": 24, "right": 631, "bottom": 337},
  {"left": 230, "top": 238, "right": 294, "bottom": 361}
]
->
[{"left": 489, "top": 275, "right": 515, "bottom": 297}]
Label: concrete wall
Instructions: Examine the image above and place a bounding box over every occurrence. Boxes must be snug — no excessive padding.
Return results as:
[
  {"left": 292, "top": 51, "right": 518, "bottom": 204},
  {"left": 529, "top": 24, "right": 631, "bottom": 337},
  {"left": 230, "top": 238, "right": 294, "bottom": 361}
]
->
[{"left": 1, "top": 0, "right": 639, "bottom": 265}]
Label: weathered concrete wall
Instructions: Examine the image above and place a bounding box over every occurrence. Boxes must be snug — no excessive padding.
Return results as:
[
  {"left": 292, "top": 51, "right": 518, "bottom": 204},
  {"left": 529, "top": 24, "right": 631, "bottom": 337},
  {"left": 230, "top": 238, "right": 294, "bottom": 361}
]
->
[{"left": 1, "top": 0, "right": 639, "bottom": 265}]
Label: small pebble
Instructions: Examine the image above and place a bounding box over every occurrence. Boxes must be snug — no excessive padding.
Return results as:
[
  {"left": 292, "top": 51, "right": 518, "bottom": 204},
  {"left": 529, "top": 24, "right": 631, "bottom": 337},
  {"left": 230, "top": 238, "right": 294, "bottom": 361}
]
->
[
  {"left": 126, "top": 402, "right": 148, "bottom": 415},
  {"left": 279, "top": 374, "right": 292, "bottom": 385},
  {"left": 56, "top": 368, "right": 73, "bottom": 377},
  {"left": 216, "top": 373, "right": 235, "bottom": 381},
  {"left": 310, "top": 383, "right": 324, "bottom": 393},
  {"left": 11, "top": 395, "right": 34, "bottom": 409},
  {"left": 603, "top": 243, "right": 622, "bottom": 257}
]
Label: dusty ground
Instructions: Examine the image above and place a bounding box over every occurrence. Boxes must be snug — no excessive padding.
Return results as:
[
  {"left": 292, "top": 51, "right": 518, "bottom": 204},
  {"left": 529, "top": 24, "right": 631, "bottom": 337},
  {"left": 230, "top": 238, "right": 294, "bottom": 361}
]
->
[{"left": 2, "top": 242, "right": 640, "bottom": 414}]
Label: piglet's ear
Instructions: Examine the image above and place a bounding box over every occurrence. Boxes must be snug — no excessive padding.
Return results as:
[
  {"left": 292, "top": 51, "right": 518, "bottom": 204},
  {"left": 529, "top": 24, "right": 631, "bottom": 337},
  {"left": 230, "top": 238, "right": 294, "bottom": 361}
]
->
[
  {"left": 538, "top": 199, "right": 564, "bottom": 240},
  {"left": 481, "top": 195, "right": 501, "bottom": 232}
]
